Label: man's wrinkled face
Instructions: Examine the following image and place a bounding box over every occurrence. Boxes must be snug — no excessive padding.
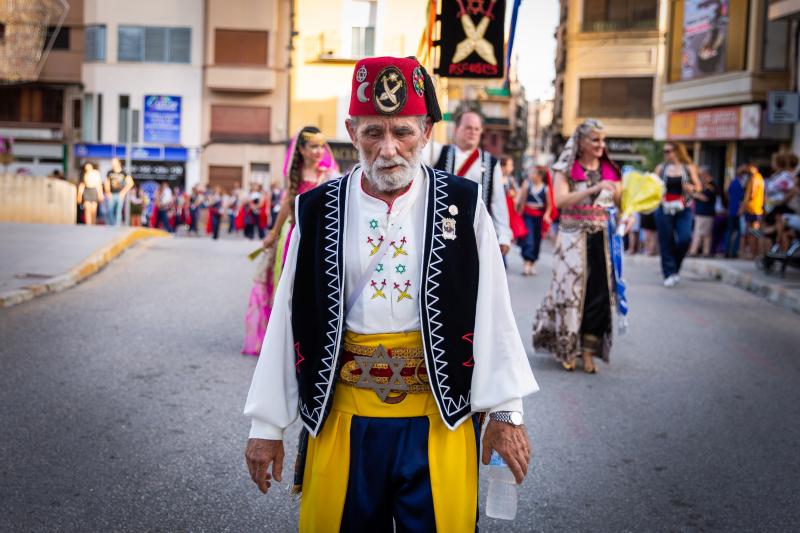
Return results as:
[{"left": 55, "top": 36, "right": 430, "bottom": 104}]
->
[{"left": 347, "top": 115, "right": 432, "bottom": 192}]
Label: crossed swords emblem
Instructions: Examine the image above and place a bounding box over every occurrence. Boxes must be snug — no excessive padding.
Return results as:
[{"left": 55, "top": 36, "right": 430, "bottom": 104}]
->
[
  {"left": 452, "top": 0, "right": 498, "bottom": 66},
  {"left": 373, "top": 67, "right": 407, "bottom": 114}
]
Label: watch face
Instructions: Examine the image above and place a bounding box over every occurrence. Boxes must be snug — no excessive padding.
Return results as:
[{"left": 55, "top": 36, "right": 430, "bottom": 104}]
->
[{"left": 510, "top": 412, "right": 523, "bottom": 426}]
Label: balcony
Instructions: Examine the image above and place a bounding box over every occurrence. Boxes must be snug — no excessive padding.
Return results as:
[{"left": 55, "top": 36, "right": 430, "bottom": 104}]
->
[{"left": 206, "top": 66, "right": 276, "bottom": 93}]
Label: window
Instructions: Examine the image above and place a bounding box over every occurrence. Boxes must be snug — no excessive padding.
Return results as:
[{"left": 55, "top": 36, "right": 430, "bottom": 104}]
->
[
  {"left": 579, "top": 77, "right": 653, "bottom": 118},
  {"left": 215, "top": 29, "right": 268, "bottom": 65},
  {"left": 762, "top": 7, "right": 789, "bottom": 71},
  {"left": 84, "top": 25, "right": 106, "bottom": 61},
  {"left": 44, "top": 25, "right": 70, "bottom": 50},
  {"left": 582, "top": 0, "right": 657, "bottom": 32},
  {"left": 210, "top": 105, "right": 270, "bottom": 143},
  {"left": 350, "top": 0, "right": 376, "bottom": 58},
  {"left": 0, "top": 23, "right": 6, "bottom": 42},
  {"left": 0, "top": 87, "right": 21, "bottom": 121},
  {"left": 118, "top": 26, "right": 191, "bottom": 63},
  {"left": 41, "top": 89, "right": 64, "bottom": 123}
]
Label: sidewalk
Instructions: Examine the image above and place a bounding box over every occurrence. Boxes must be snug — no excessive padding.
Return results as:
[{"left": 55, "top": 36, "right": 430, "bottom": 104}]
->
[
  {"left": 0, "top": 223, "right": 167, "bottom": 308},
  {"left": 628, "top": 253, "right": 800, "bottom": 314}
]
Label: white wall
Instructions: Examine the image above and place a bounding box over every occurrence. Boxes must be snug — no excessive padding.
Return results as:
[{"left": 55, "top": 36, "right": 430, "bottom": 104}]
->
[{"left": 82, "top": 0, "right": 204, "bottom": 187}]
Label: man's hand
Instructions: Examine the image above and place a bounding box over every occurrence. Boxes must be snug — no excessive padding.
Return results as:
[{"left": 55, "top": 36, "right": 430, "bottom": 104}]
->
[
  {"left": 245, "top": 438, "right": 285, "bottom": 494},
  {"left": 500, "top": 244, "right": 510, "bottom": 256},
  {"left": 481, "top": 420, "right": 530, "bottom": 484}
]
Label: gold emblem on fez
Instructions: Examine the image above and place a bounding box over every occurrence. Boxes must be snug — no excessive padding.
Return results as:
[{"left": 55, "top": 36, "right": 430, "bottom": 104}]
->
[
  {"left": 442, "top": 217, "right": 457, "bottom": 240},
  {"left": 372, "top": 66, "right": 407, "bottom": 115}
]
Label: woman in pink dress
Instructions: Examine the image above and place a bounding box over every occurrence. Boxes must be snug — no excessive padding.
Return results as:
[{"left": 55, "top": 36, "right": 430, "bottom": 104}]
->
[{"left": 241, "top": 126, "right": 338, "bottom": 356}]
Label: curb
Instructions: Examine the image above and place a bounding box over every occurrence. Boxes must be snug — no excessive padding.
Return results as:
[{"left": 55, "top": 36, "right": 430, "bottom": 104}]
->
[
  {"left": 626, "top": 254, "right": 800, "bottom": 315},
  {"left": 0, "top": 228, "right": 168, "bottom": 308},
  {"left": 681, "top": 259, "right": 800, "bottom": 315}
]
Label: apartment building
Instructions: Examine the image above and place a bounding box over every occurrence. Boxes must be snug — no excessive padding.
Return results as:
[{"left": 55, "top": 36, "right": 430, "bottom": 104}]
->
[
  {"left": 553, "top": 0, "right": 667, "bottom": 166},
  {"left": 78, "top": 0, "right": 203, "bottom": 187},
  {"left": 200, "top": 0, "right": 291, "bottom": 191},
  {"left": 0, "top": 0, "right": 83, "bottom": 177},
  {"left": 657, "top": 0, "right": 794, "bottom": 180}
]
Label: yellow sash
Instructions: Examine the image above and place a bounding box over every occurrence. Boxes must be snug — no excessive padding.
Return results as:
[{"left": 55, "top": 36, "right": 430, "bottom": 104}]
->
[{"left": 299, "top": 331, "right": 478, "bottom": 532}]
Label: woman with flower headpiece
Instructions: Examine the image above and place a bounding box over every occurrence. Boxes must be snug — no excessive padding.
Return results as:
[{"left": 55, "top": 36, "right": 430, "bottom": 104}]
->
[
  {"left": 533, "top": 119, "right": 632, "bottom": 373},
  {"left": 241, "top": 126, "right": 338, "bottom": 356}
]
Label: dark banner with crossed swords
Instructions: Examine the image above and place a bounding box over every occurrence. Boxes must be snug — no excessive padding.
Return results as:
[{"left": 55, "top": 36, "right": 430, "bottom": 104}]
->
[{"left": 435, "top": 0, "right": 506, "bottom": 79}]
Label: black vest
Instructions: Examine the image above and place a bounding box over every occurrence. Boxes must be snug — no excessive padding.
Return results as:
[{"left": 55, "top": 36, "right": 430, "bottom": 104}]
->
[
  {"left": 433, "top": 144, "right": 497, "bottom": 216},
  {"left": 292, "top": 165, "right": 480, "bottom": 436}
]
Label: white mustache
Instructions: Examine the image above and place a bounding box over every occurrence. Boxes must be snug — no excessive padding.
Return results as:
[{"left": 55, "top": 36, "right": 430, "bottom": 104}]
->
[{"left": 374, "top": 157, "right": 408, "bottom": 170}]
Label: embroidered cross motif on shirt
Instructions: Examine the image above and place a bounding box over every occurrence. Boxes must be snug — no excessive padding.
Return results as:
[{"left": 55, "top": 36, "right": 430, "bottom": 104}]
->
[
  {"left": 390, "top": 237, "right": 409, "bottom": 258},
  {"left": 394, "top": 280, "right": 413, "bottom": 302},
  {"left": 367, "top": 235, "right": 384, "bottom": 256},
  {"left": 370, "top": 279, "right": 387, "bottom": 299},
  {"left": 395, "top": 264, "right": 407, "bottom": 274}
]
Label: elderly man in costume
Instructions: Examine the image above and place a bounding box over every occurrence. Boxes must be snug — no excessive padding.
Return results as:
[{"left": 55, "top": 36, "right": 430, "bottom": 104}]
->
[
  {"left": 244, "top": 56, "right": 538, "bottom": 532},
  {"left": 428, "top": 107, "right": 512, "bottom": 255}
]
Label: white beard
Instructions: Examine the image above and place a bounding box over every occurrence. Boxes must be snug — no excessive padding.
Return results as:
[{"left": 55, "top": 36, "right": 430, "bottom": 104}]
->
[{"left": 359, "top": 148, "right": 422, "bottom": 193}]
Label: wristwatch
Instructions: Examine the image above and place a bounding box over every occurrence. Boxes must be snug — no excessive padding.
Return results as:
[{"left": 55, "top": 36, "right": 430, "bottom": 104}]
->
[{"left": 489, "top": 411, "right": 523, "bottom": 427}]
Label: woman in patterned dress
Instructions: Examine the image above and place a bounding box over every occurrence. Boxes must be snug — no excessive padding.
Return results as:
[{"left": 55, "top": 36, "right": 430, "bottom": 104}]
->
[
  {"left": 533, "top": 119, "right": 629, "bottom": 373},
  {"left": 241, "top": 126, "right": 338, "bottom": 356}
]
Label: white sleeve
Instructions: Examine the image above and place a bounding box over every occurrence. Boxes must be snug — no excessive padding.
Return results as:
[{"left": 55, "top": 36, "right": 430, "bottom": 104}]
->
[
  {"left": 243, "top": 227, "right": 301, "bottom": 440},
  {"left": 490, "top": 163, "right": 512, "bottom": 246},
  {"left": 470, "top": 199, "right": 539, "bottom": 415}
]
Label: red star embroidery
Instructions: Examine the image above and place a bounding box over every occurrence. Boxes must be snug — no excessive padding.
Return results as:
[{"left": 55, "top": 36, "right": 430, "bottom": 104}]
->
[
  {"left": 462, "top": 333, "right": 475, "bottom": 367},
  {"left": 294, "top": 342, "right": 305, "bottom": 373}
]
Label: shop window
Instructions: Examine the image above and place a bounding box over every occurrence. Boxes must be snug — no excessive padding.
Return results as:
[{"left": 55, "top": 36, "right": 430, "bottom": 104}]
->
[
  {"left": 85, "top": 25, "right": 106, "bottom": 61},
  {"left": 118, "top": 26, "right": 191, "bottom": 63},
  {"left": 582, "top": 0, "right": 657, "bottom": 32},
  {"left": 579, "top": 77, "right": 653, "bottom": 118},
  {"left": 210, "top": 105, "right": 271, "bottom": 143},
  {"left": 215, "top": 29, "right": 268, "bottom": 65}
]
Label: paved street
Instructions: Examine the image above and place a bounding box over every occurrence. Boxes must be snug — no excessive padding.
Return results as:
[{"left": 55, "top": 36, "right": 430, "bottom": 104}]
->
[{"left": 1, "top": 236, "right": 799, "bottom": 532}]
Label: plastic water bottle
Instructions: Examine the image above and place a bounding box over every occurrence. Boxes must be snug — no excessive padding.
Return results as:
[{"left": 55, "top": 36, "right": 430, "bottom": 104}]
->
[{"left": 485, "top": 450, "right": 518, "bottom": 520}]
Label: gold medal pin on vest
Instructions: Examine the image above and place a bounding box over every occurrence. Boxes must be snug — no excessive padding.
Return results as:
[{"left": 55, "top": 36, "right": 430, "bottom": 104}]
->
[{"left": 442, "top": 217, "right": 457, "bottom": 240}]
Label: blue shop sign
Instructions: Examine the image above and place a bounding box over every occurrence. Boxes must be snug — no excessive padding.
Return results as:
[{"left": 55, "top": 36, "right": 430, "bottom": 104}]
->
[
  {"left": 143, "top": 95, "right": 182, "bottom": 144},
  {"left": 74, "top": 143, "right": 189, "bottom": 162}
]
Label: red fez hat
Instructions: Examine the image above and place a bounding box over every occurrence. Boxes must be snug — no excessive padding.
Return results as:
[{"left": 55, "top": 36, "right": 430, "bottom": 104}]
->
[{"left": 349, "top": 56, "right": 441, "bottom": 122}]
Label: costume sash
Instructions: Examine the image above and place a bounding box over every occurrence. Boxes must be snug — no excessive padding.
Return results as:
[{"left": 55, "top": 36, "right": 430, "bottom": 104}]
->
[
  {"left": 607, "top": 207, "right": 628, "bottom": 334},
  {"left": 456, "top": 148, "right": 480, "bottom": 177}
]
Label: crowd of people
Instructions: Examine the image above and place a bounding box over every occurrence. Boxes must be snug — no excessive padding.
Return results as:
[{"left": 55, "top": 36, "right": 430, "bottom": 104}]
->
[{"left": 75, "top": 158, "right": 284, "bottom": 240}]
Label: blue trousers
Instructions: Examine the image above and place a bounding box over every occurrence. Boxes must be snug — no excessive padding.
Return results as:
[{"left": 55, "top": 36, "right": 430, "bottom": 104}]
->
[
  {"left": 724, "top": 214, "right": 744, "bottom": 258},
  {"left": 520, "top": 214, "right": 543, "bottom": 262},
  {"left": 654, "top": 206, "right": 693, "bottom": 278},
  {"left": 339, "top": 415, "right": 480, "bottom": 532},
  {"left": 106, "top": 194, "right": 122, "bottom": 226}
]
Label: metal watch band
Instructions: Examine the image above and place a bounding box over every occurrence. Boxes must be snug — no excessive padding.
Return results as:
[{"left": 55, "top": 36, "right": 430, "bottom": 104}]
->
[{"left": 489, "top": 411, "right": 522, "bottom": 426}]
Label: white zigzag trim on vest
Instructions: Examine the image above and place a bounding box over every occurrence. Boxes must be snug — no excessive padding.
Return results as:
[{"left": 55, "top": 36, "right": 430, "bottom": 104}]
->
[
  {"left": 426, "top": 168, "right": 471, "bottom": 416},
  {"left": 300, "top": 176, "right": 345, "bottom": 432}
]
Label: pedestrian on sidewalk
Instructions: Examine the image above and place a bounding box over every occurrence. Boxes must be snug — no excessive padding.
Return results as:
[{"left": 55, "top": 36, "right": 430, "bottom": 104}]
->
[
  {"left": 689, "top": 166, "right": 717, "bottom": 257},
  {"left": 724, "top": 165, "right": 748, "bottom": 257},
  {"left": 244, "top": 56, "right": 537, "bottom": 531},
  {"left": 516, "top": 165, "right": 552, "bottom": 275},
  {"left": 104, "top": 158, "right": 133, "bottom": 226},
  {"left": 154, "top": 182, "right": 175, "bottom": 233},
  {"left": 533, "top": 119, "right": 632, "bottom": 373},
  {"left": 129, "top": 185, "right": 145, "bottom": 227},
  {"left": 740, "top": 163, "right": 764, "bottom": 259},
  {"left": 77, "top": 162, "right": 104, "bottom": 226},
  {"left": 654, "top": 142, "right": 701, "bottom": 287}
]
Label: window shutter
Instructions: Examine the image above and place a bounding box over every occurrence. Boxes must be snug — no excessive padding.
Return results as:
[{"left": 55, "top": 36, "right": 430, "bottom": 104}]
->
[
  {"left": 145, "top": 27, "right": 167, "bottom": 62},
  {"left": 168, "top": 28, "right": 191, "bottom": 63},
  {"left": 118, "top": 26, "right": 144, "bottom": 61}
]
